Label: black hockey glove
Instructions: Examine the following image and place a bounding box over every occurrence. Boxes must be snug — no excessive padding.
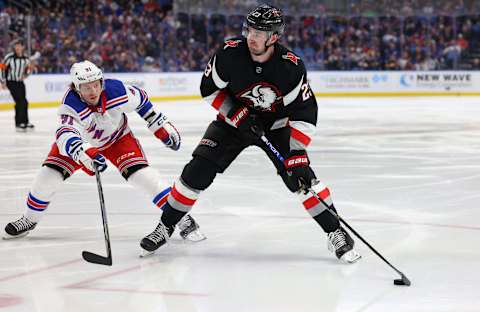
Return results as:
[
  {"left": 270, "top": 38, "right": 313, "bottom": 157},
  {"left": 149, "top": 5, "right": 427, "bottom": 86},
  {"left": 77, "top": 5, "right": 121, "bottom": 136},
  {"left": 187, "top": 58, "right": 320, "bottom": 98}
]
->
[
  {"left": 226, "top": 105, "right": 264, "bottom": 137},
  {"left": 284, "top": 150, "right": 316, "bottom": 193}
]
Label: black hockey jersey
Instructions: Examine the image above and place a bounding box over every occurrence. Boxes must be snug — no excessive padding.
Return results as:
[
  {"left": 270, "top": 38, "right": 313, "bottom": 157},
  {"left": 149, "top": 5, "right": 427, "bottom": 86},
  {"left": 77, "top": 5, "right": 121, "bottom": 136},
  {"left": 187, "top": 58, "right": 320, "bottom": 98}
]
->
[{"left": 200, "top": 37, "right": 317, "bottom": 150}]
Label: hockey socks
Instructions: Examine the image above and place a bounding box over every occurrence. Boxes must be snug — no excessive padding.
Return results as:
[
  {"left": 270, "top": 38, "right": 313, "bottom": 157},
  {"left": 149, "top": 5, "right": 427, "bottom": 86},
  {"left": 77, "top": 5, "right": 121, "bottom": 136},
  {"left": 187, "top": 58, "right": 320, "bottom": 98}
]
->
[
  {"left": 25, "top": 166, "right": 64, "bottom": 223},
  {"left": 161, "top": 203, "right": 187, "bottom": 227},
  {"left": 161, "top": 178, "right": 200, "bottom": 227},
  {"left": 298, "top": 181, "right": 340, "bottom": 233},
  {"left": 127, "top": 166, "right": 172, "bottom": 210}
]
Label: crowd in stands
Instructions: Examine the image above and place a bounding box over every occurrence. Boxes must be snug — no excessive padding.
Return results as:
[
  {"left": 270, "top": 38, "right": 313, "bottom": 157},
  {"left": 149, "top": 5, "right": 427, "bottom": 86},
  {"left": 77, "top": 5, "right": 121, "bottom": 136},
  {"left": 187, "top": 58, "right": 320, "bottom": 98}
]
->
[{"left": 1, "top": 0, "right": 479, "bottom": 73}]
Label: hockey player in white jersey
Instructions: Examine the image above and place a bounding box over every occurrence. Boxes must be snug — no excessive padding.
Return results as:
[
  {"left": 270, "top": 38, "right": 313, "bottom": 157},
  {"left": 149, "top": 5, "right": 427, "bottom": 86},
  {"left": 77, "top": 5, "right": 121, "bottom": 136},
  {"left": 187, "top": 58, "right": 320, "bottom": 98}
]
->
[{"left": 3, "top": 60, "right": 205, "bottom": 249}]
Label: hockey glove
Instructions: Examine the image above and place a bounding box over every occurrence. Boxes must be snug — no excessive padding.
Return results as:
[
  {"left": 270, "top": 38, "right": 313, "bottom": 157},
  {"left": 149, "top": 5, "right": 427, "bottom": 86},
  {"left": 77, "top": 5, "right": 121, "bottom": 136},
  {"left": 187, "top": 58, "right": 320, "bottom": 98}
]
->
[
  {"left": 66, "top": 138, "right": 107, "bottom": 176},
  {"left": 225, "top": 106, "right": 264, "bottom": 137},
  {"left": 284, "top": 150, "right": 316, "bottom": 193},
  {"left": 147, "top": 113, "right": 181, "bottom": 151}
]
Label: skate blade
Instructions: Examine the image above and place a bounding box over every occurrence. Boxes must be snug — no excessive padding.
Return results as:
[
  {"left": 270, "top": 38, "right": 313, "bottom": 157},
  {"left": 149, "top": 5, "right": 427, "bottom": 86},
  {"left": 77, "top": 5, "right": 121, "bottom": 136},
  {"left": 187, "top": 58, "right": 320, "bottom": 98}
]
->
[
  {"left": 139, "top": 249, "right": 156, "bottom": 258},
  {"left": 3, "top": 231, "right": 30, "bottom": 240},
  {"left": 340, "top": 249, "right": 362, "bottom": 264},
  {"left": 182, "top": 229, "right": 207, "bottom": 242}
]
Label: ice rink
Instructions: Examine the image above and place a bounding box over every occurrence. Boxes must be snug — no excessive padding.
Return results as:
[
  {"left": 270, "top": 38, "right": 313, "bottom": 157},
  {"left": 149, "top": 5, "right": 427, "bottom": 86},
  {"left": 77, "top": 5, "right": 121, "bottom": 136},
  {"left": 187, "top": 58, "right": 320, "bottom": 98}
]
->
[{"left": 1, "top": 96, "right": 480, "bottom": 312}]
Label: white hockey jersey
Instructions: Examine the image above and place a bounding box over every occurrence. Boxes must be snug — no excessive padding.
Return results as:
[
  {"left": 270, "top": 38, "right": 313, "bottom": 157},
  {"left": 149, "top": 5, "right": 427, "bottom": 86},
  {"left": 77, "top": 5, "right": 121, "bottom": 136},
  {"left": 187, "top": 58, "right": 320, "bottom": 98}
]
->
[{"left": 55, "top": 79, "right": 153, "bottom": 156}]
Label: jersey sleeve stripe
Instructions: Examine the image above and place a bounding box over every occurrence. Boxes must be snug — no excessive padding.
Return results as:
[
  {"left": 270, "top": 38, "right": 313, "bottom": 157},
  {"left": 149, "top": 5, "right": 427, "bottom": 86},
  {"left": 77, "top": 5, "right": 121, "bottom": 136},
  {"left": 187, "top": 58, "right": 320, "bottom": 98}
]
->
[
  {"left": 283, "top": 75, "right": 304, "bottom": 106},
  {"left": 106, "top": 100, "right": 129, "bottom": 110},
  {"left": 136, "top": 101, "right": 153, "bottom": 118},
  {"left": 132, "top": 86, "right": 153, "bottom": 117},
  {"left": 290, "top": 127, "right": 312, "bottom": 146},
  {"left": 56, "top": 126, "right": 81, "bottom": 140},
  {"left": 212, "top": 56, "right": 229, "bottom": 89},
  {"left": 107, "top": 95, "right": 129, "bottom": 106},
  {"left": 211, "top": 90, "right": 227, "bottom": 110}
]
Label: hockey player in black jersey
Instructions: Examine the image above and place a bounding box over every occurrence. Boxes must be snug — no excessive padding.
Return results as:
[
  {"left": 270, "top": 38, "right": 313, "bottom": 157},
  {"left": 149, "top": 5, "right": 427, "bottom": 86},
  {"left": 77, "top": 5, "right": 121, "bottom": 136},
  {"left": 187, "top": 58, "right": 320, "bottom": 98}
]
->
[{"left": 140, "top": 4, "right": 360, "bottom": 263}]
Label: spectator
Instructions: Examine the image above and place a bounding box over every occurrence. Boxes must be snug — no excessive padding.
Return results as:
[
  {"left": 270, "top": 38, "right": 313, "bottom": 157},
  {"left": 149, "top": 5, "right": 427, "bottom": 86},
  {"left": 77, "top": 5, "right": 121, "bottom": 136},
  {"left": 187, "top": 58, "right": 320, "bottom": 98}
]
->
[{"left": 0, "top": 0, "right": 479, "bottom": 72}]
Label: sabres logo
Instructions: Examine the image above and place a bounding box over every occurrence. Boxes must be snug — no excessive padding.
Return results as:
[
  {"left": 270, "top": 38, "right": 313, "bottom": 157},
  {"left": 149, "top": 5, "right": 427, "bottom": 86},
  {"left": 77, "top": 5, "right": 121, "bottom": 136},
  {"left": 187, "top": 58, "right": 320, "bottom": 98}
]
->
[
  {"left": 282, "top": 52, "right": 300, "bottom": 65},
  {"left": 224, "top": 39, "right": 242, "bottom": 50},
  {"left": 238, "top": 83, "right": 282, "bottom": 112}
]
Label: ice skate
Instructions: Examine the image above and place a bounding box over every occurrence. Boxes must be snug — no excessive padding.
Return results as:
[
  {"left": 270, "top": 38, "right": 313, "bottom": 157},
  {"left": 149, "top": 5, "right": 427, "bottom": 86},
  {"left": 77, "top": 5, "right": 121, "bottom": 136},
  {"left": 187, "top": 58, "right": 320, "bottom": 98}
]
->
[
  {"left": 327, "top": 227, "right": 361, "bottom": 263},
  {"left": 139, "top": 220, "right": 174, "bottom": 257},
  {"left": 177, "top": 214, "right": 206, "bottom": 242},
  {"left": 3, "top": 216, "right": 37, "bottom": 240}
]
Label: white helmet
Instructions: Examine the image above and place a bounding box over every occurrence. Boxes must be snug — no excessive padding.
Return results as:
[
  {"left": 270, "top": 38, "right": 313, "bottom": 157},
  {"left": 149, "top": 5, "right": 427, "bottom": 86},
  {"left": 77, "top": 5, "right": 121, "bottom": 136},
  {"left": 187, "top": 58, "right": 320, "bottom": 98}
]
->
[{"left": 70, "top": 60, "right": 103, "bottom": 90}]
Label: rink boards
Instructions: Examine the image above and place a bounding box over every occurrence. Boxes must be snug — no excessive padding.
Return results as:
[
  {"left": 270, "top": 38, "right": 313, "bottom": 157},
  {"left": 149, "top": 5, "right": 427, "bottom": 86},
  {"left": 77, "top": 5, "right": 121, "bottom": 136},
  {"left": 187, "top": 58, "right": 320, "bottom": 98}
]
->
[{"left": 1, "top": 70, "right": 480, "bottom": 110}]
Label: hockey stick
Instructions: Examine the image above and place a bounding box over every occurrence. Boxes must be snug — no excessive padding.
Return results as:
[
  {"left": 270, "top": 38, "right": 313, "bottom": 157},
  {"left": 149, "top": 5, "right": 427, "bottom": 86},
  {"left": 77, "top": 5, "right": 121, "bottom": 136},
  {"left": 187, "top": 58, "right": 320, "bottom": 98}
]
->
[
  {"left": 259, "top": 134, "right": 411, "bottom": 286},
  {"left": 82, "top": 164, "right": 112, "bottom": 266}
]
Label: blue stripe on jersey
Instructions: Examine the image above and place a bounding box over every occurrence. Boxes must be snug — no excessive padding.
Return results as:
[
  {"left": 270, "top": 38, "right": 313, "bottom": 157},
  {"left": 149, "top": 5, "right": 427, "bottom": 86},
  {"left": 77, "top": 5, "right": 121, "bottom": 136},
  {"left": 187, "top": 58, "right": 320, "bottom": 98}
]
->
[
  {"left": 106, "top": 99, "right": 129, "bottom": 111},
  {"left": 132, "top": 86, "right": 153, "bottom": 118},
  {"left": 80, "top": 111, "right": 92, "bottom": 121},
  {"left": 56, "top": 126, "right": 80, "bottom": 140},
  {"left": 65, "top": 137, "right": 82, "bottom": 156},
  {"left": 136, "top": 101, "right": 153, "bottom": 118}
]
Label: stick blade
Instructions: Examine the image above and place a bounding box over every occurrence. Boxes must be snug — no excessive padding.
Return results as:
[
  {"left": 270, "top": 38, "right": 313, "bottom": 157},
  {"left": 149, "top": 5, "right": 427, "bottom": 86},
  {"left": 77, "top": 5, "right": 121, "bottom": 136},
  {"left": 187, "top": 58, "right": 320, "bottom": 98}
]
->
[
  {"left": 82, "top": 251, "right": 112, "bottom": 266},
  {"left": 393, "top": 274, "right": 411, "bottom": 286}
]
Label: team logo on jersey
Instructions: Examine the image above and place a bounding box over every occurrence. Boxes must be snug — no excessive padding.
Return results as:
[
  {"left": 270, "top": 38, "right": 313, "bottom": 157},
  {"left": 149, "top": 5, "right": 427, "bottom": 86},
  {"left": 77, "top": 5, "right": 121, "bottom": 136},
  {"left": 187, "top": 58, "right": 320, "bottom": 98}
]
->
[
  {"left": 282, "top": 52, "right": 300, "bottom": 65},
  {"left": 224, "top": 39, "right": 242, "bottom": 50},
  {"left": 238, "top": 83, "right": 282, "bottom": 112}
]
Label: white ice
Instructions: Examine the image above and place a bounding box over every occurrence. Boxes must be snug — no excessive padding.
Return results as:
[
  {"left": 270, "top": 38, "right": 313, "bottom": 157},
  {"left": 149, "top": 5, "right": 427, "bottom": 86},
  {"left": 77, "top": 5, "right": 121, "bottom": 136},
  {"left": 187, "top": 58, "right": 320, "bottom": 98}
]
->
[{"left": 1, "top": 97, "right": 480, "bottom": 312}]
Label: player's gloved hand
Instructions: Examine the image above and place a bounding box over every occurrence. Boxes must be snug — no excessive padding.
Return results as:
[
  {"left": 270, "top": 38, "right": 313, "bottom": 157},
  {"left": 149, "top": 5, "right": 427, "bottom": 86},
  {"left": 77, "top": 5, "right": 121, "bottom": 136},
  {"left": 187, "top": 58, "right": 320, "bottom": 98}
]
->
[
  {"left": 284, "top": 150, "right": 316, "bottom": 193},
  {"left": 147, "top": 113, "right": 181, "bottom": 151},
  {"left": 66, "top": 139, "right": 107, "bottom": 176},
  {"left": 225, "top": 106, "right": 264, "bottom": 137}
]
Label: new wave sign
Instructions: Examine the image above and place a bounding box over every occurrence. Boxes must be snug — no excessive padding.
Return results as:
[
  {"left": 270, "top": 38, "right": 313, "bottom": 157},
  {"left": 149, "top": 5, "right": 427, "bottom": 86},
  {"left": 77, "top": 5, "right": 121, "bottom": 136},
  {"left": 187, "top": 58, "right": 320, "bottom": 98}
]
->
[
  {"left": 310, "top": 71, "right": 479, "bottom": 95},
  {"left": 399, "top": 73, "right": 473, "bottom": 90}
]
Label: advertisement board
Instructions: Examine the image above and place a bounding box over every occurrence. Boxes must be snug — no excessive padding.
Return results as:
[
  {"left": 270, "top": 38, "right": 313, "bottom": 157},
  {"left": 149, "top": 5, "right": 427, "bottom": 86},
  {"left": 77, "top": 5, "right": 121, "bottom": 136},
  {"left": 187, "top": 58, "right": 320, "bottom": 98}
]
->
[{"left": 1, "top": 71, "right": 479, "bottom": 109}]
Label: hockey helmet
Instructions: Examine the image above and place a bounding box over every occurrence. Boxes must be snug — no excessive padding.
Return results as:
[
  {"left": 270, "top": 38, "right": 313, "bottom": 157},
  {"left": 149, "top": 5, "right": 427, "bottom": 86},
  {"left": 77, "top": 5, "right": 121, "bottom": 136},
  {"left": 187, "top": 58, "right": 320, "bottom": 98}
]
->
[
  {"left": 70, "top": 60, "right": 103, "bottom": 90},
  {"left": 243, "top": 4, "right": 285, "bottom": 37}
]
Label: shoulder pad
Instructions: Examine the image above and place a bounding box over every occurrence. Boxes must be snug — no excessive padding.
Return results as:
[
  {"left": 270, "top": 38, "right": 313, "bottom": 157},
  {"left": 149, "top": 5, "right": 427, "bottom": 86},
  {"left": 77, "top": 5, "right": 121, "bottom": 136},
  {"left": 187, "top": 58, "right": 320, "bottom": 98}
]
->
[
  {"left": 62, "top": 89, "right": 92, "bottom": 121},
  {"left": 104, "top": 79, "right": 127, "bottom": 99},
  {"left": 104, "top": 79, "right": 129, "bottom": 110},
  {"left": 62, "top": 89, "right": 86, "bottom": 113}
]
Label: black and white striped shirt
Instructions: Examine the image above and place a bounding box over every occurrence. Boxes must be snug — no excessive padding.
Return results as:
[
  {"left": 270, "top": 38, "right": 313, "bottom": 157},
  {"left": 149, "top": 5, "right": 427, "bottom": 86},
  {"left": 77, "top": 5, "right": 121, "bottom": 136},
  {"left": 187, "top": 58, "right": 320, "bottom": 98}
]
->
[{"left": 1, "top": 52, "right": 31, "bottom": 82}]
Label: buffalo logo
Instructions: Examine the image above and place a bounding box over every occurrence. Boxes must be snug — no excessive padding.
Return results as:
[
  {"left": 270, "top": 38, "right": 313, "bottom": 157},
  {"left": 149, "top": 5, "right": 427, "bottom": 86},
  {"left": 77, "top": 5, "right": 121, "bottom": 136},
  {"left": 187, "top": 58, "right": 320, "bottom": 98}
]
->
[
  {"left": 239, "top": 83, "right": 282, "bottom": 112},
  {"left": 282, "top": 52, "right": 300, "bottom": 65},
  {"left": 224, "top": 39, "right": 242, "bottom": 50}
]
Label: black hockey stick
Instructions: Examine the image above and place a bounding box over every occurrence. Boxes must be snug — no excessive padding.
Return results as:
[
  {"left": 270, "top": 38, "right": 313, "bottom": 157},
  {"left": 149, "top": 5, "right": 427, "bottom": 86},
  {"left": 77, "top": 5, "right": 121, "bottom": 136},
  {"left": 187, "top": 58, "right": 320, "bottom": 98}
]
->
[
  {"left": 259, "top": 134, "right": 411, "bottom": 286},
  {"left": 82, "top": 164, "right": 112, "bottom": 266}
]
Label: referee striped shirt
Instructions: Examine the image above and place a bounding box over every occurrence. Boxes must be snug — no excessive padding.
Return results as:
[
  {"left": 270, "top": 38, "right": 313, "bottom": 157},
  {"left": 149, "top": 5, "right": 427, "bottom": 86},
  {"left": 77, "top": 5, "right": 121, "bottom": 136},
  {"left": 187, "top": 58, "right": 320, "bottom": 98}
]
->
[{"left": 1, "top": 52, "right": 30, "bottom": 82}]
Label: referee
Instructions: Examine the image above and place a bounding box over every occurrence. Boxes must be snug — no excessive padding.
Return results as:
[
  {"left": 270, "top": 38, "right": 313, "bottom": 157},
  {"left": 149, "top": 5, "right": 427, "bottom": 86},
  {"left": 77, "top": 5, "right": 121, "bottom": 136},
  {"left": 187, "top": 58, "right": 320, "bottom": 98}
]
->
[{"left": 0, "top": 40, "right": 34, "bottom": 132}]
